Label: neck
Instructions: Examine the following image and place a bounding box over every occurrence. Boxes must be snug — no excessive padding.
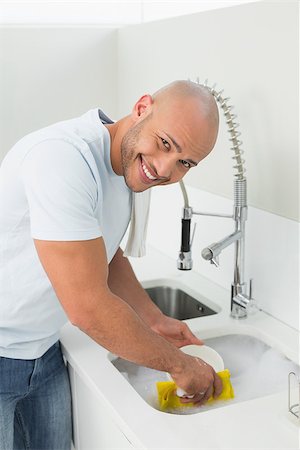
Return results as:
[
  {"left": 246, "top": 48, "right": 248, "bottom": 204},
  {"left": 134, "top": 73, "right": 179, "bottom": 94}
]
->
[{"left": 104, "top": 115, "right": 132, "bottom": 176}]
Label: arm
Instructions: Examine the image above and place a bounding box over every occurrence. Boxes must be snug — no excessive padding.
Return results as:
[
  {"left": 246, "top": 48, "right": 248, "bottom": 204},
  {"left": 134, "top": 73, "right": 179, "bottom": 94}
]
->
[
  {"left": 108, "top": 247, "right": 203, "bottom": 347},
  {"left": 34, "top": 237, "right": 222, "bottom": 402},
  {"left": 107, "top": 247, "right": 163, "bottom": 327}
]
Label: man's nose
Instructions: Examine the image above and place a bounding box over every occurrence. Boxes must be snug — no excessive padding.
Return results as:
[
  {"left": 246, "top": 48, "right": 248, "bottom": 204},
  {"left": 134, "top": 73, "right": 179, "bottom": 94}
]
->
[{"left": 153, "top": 154, "right": 175, "bottom": 180}]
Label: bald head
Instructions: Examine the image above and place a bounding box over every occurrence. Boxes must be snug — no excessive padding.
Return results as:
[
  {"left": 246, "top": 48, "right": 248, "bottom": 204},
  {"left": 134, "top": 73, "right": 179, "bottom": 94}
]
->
[
  {"left": 147, "top": 80, "right": 219, "bottom": 158},
  {"left": 152, "top": 79, "right": 219, "bottom": 131}
]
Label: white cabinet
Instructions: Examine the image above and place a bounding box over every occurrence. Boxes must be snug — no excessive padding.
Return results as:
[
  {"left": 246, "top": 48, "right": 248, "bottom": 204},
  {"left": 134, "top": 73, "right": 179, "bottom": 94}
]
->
[{"left": 68, "top": 363, "right": 135, "bottom": 450}]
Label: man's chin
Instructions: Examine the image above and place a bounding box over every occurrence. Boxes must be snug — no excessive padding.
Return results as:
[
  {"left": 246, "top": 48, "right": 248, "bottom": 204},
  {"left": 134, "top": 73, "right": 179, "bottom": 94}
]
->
[{"left": 124, "top": 175, "right": 153, "bottom": 193}]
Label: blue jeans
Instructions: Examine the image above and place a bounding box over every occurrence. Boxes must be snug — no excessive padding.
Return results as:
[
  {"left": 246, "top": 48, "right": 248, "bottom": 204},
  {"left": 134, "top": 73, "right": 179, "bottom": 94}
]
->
[{"left": 0, "top": 341, "right": 72, "bottom": 450}]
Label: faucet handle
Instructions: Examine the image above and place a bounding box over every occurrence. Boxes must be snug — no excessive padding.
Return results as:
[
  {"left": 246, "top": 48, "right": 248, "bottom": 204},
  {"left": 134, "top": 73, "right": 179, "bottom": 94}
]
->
[{"left": 211, "top": 257, "right": 219, "bottom": 268}]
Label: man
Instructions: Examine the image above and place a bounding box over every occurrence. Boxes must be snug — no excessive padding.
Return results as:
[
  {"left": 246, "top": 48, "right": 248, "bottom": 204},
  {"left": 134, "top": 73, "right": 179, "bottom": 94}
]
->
[{"left": 0, "top": 80, "right": 221, "bottom": 449}]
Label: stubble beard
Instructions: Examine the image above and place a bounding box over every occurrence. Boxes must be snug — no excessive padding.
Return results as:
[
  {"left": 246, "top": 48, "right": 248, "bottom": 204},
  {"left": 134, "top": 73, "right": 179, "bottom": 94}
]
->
[{"left": 120, "top": 117, "right": 149, "bottom": 192}]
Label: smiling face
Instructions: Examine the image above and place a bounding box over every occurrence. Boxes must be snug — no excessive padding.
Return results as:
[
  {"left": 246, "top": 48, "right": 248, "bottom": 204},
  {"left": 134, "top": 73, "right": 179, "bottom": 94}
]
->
[
  {"left": 119, "top": 93, "right": 218, "bottom": 193},
  {"left": 108, "top": 81, "right": 219, "bottom": 193}
]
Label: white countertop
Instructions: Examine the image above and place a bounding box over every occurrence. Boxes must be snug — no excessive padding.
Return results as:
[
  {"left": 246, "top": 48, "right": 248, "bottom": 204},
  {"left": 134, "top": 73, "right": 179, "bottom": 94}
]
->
[{"left": 60, "top": 246, "right": 300, "bottom": 449}]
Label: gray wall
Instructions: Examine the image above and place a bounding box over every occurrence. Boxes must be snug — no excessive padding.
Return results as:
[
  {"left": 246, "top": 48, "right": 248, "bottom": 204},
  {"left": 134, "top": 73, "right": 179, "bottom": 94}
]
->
[
  {"left": 0, "top": 27, "right": 118, "bottom": 160},
  {"left": 117, "top": 1, "right": 299, "bottom": 221}
]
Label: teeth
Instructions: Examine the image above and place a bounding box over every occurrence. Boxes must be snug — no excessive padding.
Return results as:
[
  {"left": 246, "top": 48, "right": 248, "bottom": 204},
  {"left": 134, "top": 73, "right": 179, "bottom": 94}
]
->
[{"left": 142, "top": 162, "right": 157, "bottom": 181}]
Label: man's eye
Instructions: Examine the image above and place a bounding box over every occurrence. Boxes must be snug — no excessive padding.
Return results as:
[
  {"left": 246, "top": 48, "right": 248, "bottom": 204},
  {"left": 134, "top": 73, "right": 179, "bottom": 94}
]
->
[
  {"left": 180, "top": 160, "right": 191, "bottom": 169},
  {"left": 161, "top": 138, "right": 171, "bottom": 150}
]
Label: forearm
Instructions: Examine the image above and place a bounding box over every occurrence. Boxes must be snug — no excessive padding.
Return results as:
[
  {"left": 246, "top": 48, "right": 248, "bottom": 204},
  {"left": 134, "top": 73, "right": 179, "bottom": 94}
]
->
[
  {"left": 108, "top": 248, "right": 163, "bottom": 326},
  {"left": 75, "top": 288, "right": 184, "bottom": 375}
]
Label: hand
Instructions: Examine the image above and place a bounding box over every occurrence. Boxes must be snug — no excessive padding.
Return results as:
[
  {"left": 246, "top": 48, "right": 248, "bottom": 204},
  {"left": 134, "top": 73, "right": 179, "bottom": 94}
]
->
[
  {"left": 150, "top": 314, "right": 203, "bottom": 348},
  {"left": 171, "top": 355, "right": 223, "bottom": 406}
]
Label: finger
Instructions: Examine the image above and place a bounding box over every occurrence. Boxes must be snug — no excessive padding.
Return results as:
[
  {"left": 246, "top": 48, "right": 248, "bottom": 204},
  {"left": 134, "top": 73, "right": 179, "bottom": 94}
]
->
[
  {"left": 179, "top": 391, "right": 205, "bottom": 404},
  {"left": 196, "top": 385, "right": 214, "bottom": 405},
  {"left": 189, "top": 334, "right": 204, "bottom": 345},
  {"left": 170, "top": 335, "right": 200, "bottom": 349},
  {"left": 179, "top": 381, "right": 212, "bottom": 404},
  {"left": 188, "top": 390, "right": 211, "bottom": 406},
  {"left": 192, "top": 391, "right": 207, "bottom": 403},
  {"left": 213, "top": 372, "right": 223, "bottom": 398},
  {"left": 165, "top": 337, "right": 191, "bottom": 348},
  {"left": 180, "top": 324, "right": 204, "bottom": 346},
  {"left": 179, "top": 396, "right": 195, "bottom": 404}
]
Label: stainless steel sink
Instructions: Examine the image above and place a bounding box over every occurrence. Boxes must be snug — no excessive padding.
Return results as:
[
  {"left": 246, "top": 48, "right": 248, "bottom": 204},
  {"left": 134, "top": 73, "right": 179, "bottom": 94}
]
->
[{"left": 145, "top": 285, "right": 217, "bottom": 320}]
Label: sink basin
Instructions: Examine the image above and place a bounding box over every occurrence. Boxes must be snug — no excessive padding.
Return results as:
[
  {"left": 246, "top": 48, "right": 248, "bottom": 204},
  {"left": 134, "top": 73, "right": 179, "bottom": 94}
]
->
[
  {"left": 110, "top": 333, "right": 299, "bottom": 415},
  {"left": 145, "top": 284, "right": 217, "bottom": 320}
]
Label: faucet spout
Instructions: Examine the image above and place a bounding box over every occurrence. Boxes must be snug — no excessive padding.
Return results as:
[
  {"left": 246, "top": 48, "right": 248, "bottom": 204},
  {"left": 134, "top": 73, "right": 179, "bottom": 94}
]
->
[{"left": 201, "top": 230, "right": 242, "bottom": 263}]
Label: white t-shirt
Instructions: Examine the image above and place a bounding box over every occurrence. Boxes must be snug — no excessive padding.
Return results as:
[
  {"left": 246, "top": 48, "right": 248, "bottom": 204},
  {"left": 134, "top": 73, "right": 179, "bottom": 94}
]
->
[{"left": 0, "top": 109, "right": 132, "bottom": 359}]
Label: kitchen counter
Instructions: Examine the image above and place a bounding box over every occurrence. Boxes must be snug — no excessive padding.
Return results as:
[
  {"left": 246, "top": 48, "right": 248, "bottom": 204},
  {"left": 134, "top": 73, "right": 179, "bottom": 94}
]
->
[{"left": 60, "top": 246, "right": 299, "bottom": 449}]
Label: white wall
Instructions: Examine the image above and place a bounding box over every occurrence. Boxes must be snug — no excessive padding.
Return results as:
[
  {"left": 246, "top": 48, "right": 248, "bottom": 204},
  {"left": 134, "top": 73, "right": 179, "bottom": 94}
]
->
[
  {"left": 0, "top": 1, "right": 260, "bottom": 25},
  {"left": 0, "top": 27, "right": 118, "bottom": 160},
  {"left": 117, "top": 1, "right": 299, "bottom": 222}
]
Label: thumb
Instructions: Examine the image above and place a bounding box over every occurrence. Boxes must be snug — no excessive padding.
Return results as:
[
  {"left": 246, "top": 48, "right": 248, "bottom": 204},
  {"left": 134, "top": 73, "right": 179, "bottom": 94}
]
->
[
  {"left": 189, "top": 334, "right": 204, "bottom": 345},
  {"left": 182, "top": 325, "right": 204, "bottom": 345}
]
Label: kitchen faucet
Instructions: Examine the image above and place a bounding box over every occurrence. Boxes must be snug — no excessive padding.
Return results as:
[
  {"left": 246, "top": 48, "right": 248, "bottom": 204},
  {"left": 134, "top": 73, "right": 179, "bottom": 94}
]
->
[{"left": 177, "top": 80, "right": 256, "bottom": 319}]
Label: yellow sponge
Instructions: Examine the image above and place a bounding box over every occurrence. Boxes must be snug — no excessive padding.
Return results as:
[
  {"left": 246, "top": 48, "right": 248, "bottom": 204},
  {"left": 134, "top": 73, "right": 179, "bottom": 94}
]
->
[{"left": 156, "top": 369, "right": 234, "bottom": 411}]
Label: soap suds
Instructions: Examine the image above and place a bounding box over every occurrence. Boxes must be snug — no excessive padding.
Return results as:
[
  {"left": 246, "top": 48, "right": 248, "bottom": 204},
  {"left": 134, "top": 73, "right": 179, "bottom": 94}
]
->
[{"left": 112, "top": 334, "right": 299, "bottom": 415}]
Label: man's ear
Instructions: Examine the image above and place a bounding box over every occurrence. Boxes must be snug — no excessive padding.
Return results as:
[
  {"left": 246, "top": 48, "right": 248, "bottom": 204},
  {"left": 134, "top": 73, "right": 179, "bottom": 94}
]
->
[{"left": 132, "top": 94, "right": 153, "bottom": 121}]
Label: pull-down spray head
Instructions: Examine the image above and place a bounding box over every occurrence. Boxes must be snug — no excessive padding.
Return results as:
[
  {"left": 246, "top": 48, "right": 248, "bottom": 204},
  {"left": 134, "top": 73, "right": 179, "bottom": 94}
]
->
[{"left": 177, "top": 206, "right": 193, "bottom": 270}]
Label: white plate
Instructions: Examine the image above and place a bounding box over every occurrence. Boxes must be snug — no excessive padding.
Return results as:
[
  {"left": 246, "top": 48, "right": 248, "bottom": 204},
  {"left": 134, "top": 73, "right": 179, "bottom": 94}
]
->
[{"left": 180, "top": 344, "right": 224, "bottom": 372}]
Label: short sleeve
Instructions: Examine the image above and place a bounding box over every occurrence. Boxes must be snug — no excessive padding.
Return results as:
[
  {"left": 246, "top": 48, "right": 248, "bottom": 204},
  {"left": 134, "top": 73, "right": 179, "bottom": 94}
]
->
[{"left": 21, "top": 139, "right": 102, "bottom": 241}]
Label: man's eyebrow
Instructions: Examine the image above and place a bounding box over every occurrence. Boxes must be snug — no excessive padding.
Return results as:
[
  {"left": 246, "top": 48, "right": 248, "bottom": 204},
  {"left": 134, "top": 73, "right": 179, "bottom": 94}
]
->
[
  {"left": 164, "top": 132, "right": 182, "bottom": 153},
  {"left": 164, "top": 132, "right": 198, "bottom": 166}
]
